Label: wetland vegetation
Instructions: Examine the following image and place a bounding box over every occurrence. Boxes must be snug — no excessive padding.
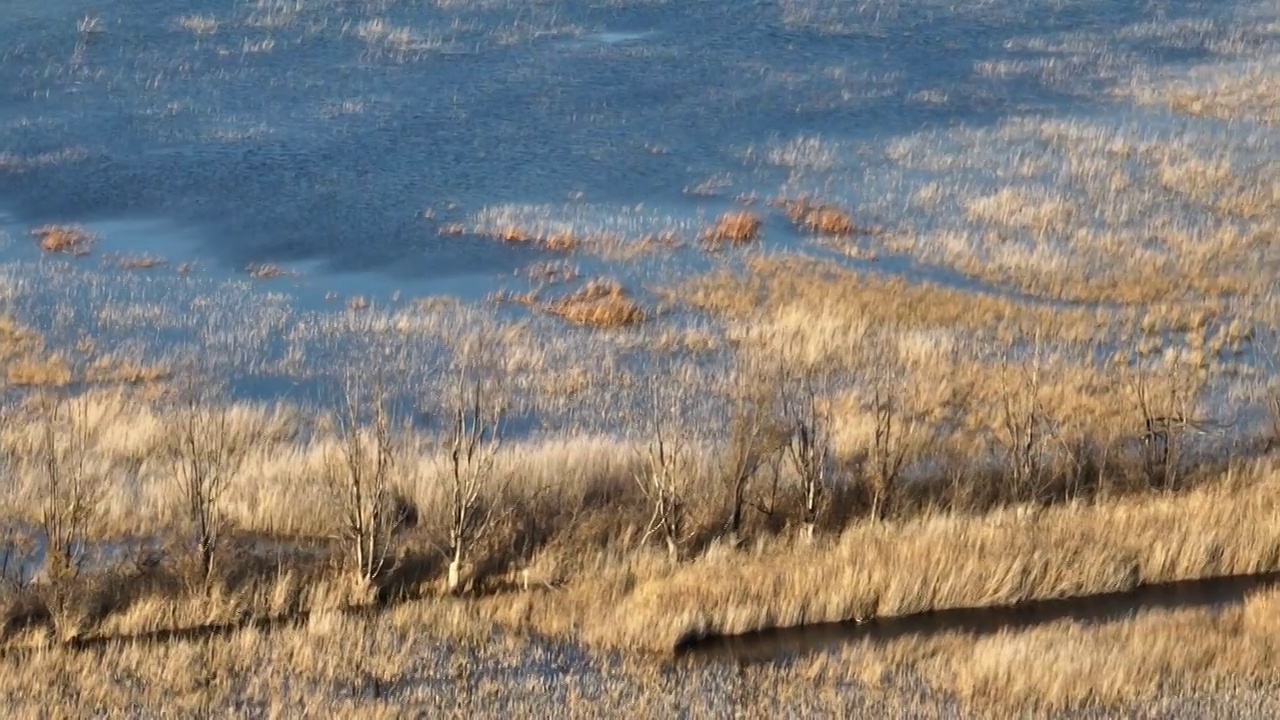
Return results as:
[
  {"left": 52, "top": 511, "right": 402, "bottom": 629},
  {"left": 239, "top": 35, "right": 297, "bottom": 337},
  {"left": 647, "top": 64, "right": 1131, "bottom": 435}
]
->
[{"left": 0, "top": 0, "right": 1279, "bottom": 716}]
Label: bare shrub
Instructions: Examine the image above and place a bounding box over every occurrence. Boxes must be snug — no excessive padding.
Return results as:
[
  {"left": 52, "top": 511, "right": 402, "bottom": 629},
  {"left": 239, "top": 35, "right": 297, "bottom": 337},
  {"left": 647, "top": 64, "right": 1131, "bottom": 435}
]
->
[
  {"left": 779, "top": 367, "right": 833, "bottom": 541},
  {"left": 324, "top": 378, "right": 401, "bottom": 598},
  {"left": 718, "top": 354, "right": 788, "bottom": 546},
  {"left": 993, "top": 354, "right": 1051, "bottom": 502},
  {"left": 438, "top": 364, "right": 505, "bottom": 594},
  {"left": 30, "top": 392, "right": 107, "bottom": 637},
  {"left": 167, "top": 381, "right": 250, "bottom": 589},
  {"left": 1127, "top": 353, "right": 1203, "bottom": 491},
  {"left": 865, "top": 354, "right": 932, "bottom": 521},
  {"left": 634, "top": 379, "right": 693, "bottom": 561}
]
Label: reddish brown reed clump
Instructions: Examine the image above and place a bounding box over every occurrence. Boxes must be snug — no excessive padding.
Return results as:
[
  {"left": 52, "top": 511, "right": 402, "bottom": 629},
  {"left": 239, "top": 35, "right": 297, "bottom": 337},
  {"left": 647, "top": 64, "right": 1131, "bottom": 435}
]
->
[
  {"left": 485, "top": 224, "right": 578, "bottom": 253},
  {"left": 494, "top": 225, "right": 535, "bottom": 244},
  {"left": 30, "top": 225, "right": 96, "bottom": 255},
  {"left": 702, "top": 212, "right": 762, "bottom": 244},
  {"left": 543, "top": 279, "right": 646, "bottom": 328},
  {"left": 775, "top": 197, "right": 858, "bottom": 236},
  {"left": 544, "top": 232, "right": 579, "bottom": 252},
  {"left": 246, "top": 264, "right": 293, "bottom": 280}
]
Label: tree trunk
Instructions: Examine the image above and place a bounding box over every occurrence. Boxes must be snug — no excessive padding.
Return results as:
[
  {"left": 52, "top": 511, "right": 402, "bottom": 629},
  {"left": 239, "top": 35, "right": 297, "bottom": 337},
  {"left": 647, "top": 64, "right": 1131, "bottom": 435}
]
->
[{"left": 447, "top": 544, "right": 464, "bottom": 594}]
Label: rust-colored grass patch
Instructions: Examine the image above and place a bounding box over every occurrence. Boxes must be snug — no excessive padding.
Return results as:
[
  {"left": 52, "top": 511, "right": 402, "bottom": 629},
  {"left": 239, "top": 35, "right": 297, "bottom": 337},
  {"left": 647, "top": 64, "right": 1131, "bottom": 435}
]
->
[
  {"left": 484, "top": 225, "right": 579, "bottom": 252},
  {"left": 543, "top": 279, "right": 647, "bottom": 328},
  {"left": 31, "top": 225, "right": 96, "bottom": 255},
  {"left": 775, "top": 197, "right": 860, "bottom": 236}
]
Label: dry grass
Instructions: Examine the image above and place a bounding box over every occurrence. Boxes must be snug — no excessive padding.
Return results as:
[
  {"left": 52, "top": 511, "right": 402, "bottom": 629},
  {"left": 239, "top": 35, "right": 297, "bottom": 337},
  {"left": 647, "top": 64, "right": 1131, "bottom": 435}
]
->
[
  {"left": 808, "top": 582, "right": 1280, "bottom": 715},
  {"left": 542, "top": 279, "right": 647, "bottom": 329},
  {"left": 702, "top": 211, "right": 762, "bottom": 244},
  {"left": 581, "top": 461, "right": 1280, "bottom": 653},
  {"left": 0, "top": 316, "right": 74, "bottom": 387},
  {"left": 675, "top": 254, "right": 1140, "bottom": 348},
  {"left": 1124, "top": 59, "right": 1280, "bottom": 127},
  {"left": 775, "top": 197, "right": 862, "bottom": 236},
  {"left": 109, "top": 254, "right": 168, "bottom": 271},
  {"left": 0, "top": 373, "right": 1274, "bottom": 715},
  {"left": 0, "top": 7, "right": 1276, "bottom": 714},
  {"left": 880, "top": 115, "right": 1280, "bottom": 306}
]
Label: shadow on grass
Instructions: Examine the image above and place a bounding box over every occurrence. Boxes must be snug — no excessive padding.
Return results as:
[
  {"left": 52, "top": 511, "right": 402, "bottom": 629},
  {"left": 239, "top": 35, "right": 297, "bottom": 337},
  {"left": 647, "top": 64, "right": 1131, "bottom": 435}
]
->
[{"left": 677, "top": 571, "right": 1280, "bottom": 664}]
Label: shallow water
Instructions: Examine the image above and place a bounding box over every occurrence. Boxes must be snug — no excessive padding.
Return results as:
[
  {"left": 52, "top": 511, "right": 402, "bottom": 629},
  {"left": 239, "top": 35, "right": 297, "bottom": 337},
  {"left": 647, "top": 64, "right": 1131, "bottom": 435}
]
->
[
  {"left": 0, "top": 0, "right": 1247, "bottom": 281},
  {"left": 0, "top": 0, "right": 1275, "bottom": 425}
]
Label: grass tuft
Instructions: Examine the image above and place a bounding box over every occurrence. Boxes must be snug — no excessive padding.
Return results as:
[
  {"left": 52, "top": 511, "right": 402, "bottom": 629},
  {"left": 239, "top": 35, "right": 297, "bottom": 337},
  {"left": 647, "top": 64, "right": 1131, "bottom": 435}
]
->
[
  {"left": 31, "top": 225, "right": 96, "bottom": 255},
  {"left": 702, "top": 212, "right": 762, "bottom": 244}
]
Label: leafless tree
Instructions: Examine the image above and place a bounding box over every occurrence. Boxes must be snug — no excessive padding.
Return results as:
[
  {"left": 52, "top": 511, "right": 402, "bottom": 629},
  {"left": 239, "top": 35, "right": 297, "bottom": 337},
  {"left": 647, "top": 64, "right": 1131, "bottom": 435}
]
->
[
  {"left": 634, "top": 378, "right": 692, "bottom": 561},
  {"left": 866, "top": 358, "right": 929, "bottom": 521},
  {"left": 1129, "top": 354, "right": 1200, "bottom": 491},
  {"left": 780, "top": 368, "right": 833, "bottom": 541},
  {"left": 994, "top": 355, "right": 1049, "bottom": 502},
  {"left": 439, "top": 365, "right": 505, "bottom": 594},
  {"left": 30, "top": 391, "right": 107, "bottom": 635},
  {"left": 718, "top": 354, "right": 788, "bottom": 546},
  {"left": 168, "top": 380, "right": 248, "bottom": 588},
  {"left": 326, "top": 376, "right": 400, "bottom": 593}
]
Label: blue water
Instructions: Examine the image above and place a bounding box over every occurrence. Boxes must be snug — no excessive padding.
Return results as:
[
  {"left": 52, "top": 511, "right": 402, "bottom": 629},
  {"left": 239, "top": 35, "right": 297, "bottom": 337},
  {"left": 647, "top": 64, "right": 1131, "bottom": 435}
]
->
[{"left": 0, "top": 0, "right": 1240, "bottom": 283}]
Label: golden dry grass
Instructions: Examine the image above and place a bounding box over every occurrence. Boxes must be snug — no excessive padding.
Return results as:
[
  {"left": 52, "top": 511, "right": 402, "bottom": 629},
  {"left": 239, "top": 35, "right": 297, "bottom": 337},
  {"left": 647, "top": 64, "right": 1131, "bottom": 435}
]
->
[
  {"left": 0, "top": 374, "right": 1273, "bottom": 716},
  {"left": 775, "top": 196, "right": 861, "bottom": 236},
  {"left": 574, "top": 460, "right": 1280, "bottom": 653},
  {"left": 880, "top": 115, "right": 1280, "bottom": 306},
  {"left": 675, "top": 254, "right": 1142, "bottom": 347},
  {"left": 702, "top": 211, "right": 762, "bottom": 244},
  {"left": 542, "top": 279, "right": 647, "bottom": 329},
  {"left": 1123, "top": 58, "right": 1280, "bottom": 127},
  {"left": 808, "top": 582, "right": 1280, "bottom": 715}
]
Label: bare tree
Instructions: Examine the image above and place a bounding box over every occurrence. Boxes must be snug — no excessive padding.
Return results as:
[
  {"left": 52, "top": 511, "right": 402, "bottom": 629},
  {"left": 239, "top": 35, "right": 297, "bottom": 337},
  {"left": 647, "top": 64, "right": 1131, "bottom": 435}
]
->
[
  {"left": 326, "top": 377, "right": 400, "bottom": 594},
  {"left": 718, "top": 354, "right": 788, "bottom": 546},
  {"left": 994, "top": 355, "right": 1049, "bottom": 502},
  {"left": 866, "top": 358, "right": 928, "bottom": 521},
  {"left": 1129, "top": 353, "right": 1200, "bottom": 491},
  {"left": 780, "top": 368, "right": 833, "bottom": 541},
  {"left": 634, "top": 379, "right": 690, "bottom": 562},
  {"left": 31, "top": 391, "right": 105, "bottom": 635},
  {"left": 168, "top": 380, "right": 248, "bottom": 588},
  {"left": 439, "top": 366, "right": 505, "bottom": 594}
]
